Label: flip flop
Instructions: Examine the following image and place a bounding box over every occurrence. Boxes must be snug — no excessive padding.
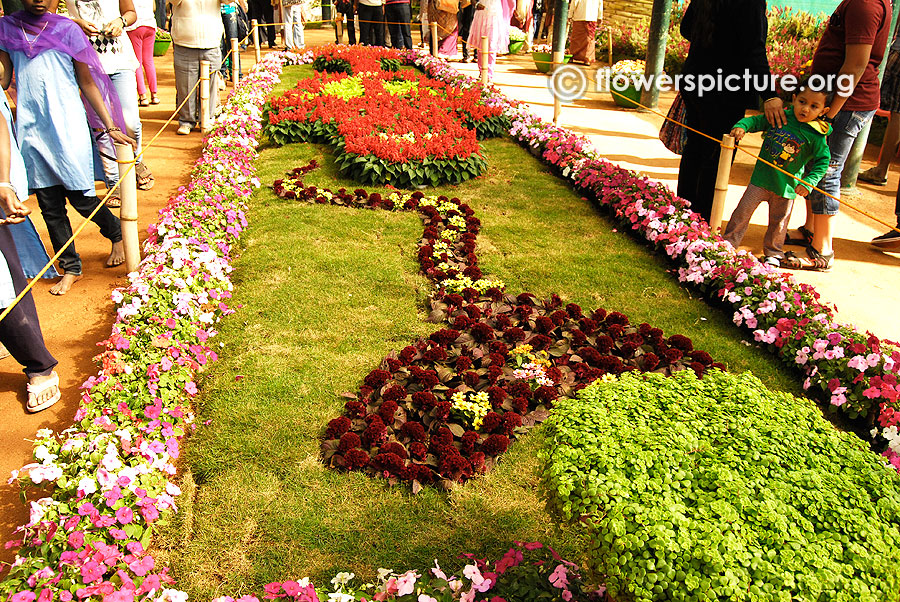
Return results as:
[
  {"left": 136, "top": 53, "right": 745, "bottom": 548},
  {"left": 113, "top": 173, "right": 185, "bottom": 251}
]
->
[
  {"left": 784, "top": 225, "right": 813, "bottom": 247},
  {"left": 858, "top": 168, "right": 888, "bottom": 186},
  {"left": 26, "top": 371, "right": 61, "bottom": 413}
]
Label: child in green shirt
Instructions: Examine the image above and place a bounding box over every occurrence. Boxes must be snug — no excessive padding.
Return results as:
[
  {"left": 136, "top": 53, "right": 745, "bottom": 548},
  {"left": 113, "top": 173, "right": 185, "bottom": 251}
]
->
[{"left": 722, "top": 83, "right": 832, "bottom": 269}]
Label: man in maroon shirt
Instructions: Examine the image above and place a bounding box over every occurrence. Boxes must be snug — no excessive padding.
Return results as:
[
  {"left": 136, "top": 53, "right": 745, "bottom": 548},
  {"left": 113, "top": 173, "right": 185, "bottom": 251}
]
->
[{"left": 776, "top": 0, "right": 891, "bottom": 271}]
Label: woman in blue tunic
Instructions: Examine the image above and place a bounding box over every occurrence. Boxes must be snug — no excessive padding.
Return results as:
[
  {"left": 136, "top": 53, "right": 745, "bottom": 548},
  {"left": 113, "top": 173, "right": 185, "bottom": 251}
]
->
[{"left": 0, "top": 0, "right": 135, "bottom": 295}]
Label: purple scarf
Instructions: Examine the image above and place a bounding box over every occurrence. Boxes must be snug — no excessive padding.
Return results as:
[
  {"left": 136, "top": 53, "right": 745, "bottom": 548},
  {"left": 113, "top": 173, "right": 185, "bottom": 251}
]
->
[{"left": 0, "top": 11, "right": 125, "bottom": 133}]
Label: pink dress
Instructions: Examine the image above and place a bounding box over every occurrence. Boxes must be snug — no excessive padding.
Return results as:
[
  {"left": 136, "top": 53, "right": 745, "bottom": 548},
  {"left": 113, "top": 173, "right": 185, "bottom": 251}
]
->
[{"left": 467, "top": 0, "right": 507, "bottom": 54}]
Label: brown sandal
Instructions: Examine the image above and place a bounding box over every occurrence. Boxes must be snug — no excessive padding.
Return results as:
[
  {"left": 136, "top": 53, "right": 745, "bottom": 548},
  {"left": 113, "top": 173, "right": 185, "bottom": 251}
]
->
[
  {"left": 135, "top": 162, "right": 155, "bottom": 191},
  {"left": 105, "top": 190, "right": 121, "bottom": 208}
]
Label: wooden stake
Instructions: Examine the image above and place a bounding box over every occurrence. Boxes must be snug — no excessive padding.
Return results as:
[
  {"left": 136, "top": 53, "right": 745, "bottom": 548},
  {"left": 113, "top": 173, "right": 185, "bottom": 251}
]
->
[
  {"left": 710, "top": 134, "right": 735, "bottom": 233},
  {"left": 480, "top": 35, "right": 488, "bottom": 84},
  {"left": 430, "top": 22, "right": 438, "bottom": 57},
  {"left": 200, "top": 60, "right": 211, "bottom": 133},
  {"left": 607, "top": 25, "right": 612, "bottom": 66},
  {"left": 335, "top": 13, "right": 343, "bottom": 43},
  {"left": 231, "top": 37, "right": 240, "bottom": 83},
  {"left": 252, "top": 19, "right": 261, "bottom": 62},
  {"left": 115, "top": 143, "right": 140, "bottom": 273}
]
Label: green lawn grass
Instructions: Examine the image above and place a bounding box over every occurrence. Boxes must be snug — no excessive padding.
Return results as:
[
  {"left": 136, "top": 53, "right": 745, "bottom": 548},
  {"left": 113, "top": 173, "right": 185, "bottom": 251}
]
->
[{"left": 156, "top": 65, "right": 805, "bottom": 596}]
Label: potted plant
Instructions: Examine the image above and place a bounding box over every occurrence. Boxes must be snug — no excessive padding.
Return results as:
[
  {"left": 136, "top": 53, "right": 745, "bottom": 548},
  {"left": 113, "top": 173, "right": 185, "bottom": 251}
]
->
[
  {"left": 508, "top": 26, "right": 526, "bottom": 54},
  {"left": 531, "top": 43, "right": 572, "bottom": 74},
  {"left": 605, "top": 59, "right": 646, "bottom": 108},
  {"left": 154, "top": 29, "right": 172, "bottom": 57}
]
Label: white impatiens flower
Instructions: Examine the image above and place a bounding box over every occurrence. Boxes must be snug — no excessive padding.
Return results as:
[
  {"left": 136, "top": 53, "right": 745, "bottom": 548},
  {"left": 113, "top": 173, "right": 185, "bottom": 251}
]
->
[{"left": 331, "top": 572, "right": 355, "bottom": 587}]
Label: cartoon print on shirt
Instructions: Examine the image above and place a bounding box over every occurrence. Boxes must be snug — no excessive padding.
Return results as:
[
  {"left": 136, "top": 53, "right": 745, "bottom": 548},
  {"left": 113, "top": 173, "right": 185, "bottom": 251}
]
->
[{"left": 763, "top": 128, "right": 804, "bottom": 168}]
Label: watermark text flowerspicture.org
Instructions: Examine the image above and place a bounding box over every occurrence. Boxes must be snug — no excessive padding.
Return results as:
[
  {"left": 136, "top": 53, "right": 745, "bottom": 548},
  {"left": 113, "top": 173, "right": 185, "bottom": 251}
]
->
[{"left": 546, "top": 66, "right": 854, "bottom": 103}]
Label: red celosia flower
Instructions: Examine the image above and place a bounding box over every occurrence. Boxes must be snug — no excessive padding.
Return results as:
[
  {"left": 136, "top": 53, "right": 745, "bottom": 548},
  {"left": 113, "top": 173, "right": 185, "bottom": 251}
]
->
[
  {"left": 455, "top": 356, "right": 474, "bottom": 372},
  {"left": 378, "top": 399, "right": 399, "bottom": 423},
  {"left": 408, "top": 442, "right": 428, "bottom": 459},
  {"left": 504, "top": 327, "right": 526, "bottom": 342},
  {"left": 325, "top": 416, "right": 352, "bottom": 440},
  {"left": 381, "top": 442, "right": 408, "bottom": 459},
  {"left": 343, "top": 449, "right": 370, "bottom": 470},
  {"left": 345, "top": 400, "right": 366, "bottom": 418},
  {"left": 529, "top": 334, "right": 552, "bottom": 351},
  {"left": 579, "top": 318, "right": 597, "bottom": 334},
  {"left": 464, "top": 371, "right": 481, "bottom": 387},
  {"left": 363, "top": 417, "right": 388, "bottom": 446},
  {"left": 642, "top": 352, "right": 660, "bottom": 371},
  {"left": 364, "top": 369, "right": 391, "bottom": 390},
  {"left": 382, "top": 385, "right": 408, "bottom": 402},
  {"left": 374, "top": 452, "right": 405, "bottom": 475},
  {"left": 566, "top": 303, "right": 583, "bottom": 319},
  {"left": 501, "top": 412, "right": 522, "bottom": 435},
  {"left": 471, "top": 323, "right": 495, "bottom": 342},
  {"left": 667, "top": 334, "right": 693, "bottom": 351},
  {"left": 412, "top": 391, "right": 437, "bottom": 408},
  {"left": 399, "top": 346, "right": 418, "bottom": 363},
  {"left": 400, "top": 420, "right": 427, "bottom": 442},
  {"left": 337, "top": 432, "right": 362, "bottom": 454},
  {"left": 481, "top": 434, "right": 509, "bottom": 456},
  {"left": 424, "top": 347, "right": 448, "bottom": 362},
  {"left": 482, "top": 411, "right": 503, "bottom": 433}
]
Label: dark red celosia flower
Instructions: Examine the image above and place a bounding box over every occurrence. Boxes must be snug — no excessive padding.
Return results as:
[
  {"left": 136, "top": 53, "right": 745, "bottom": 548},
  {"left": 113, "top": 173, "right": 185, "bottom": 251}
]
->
[
  {"left": 486, "top": 386, "right": 507, "bottom": 408},
  {"left": 382, "top": 385, "right": 407, "bottom": 402},
  {"left": 481, "top": 434, "right": 509, "bottom": 456},
  {"left": 432, "top": 269, "right": 447, "bottom": 281},
  {"left": 516, "top": 293, "right": 536, "bottom": 305},
  {"left": 504, "top": 327, "right": 526, "bottom": 342},
  {"left": 487, "top": 365, "right": 503, "bottom": 383},
  {"left": 358, "top": 385, "right": 374, "bottom": 399},
  {"left": 461, "top": 430, "right": 480, "bottom": 455},
  {"left": 489, "top": 341, "right": 509, "bottom": 356},
  {"left": 399, "top": 346, "right": 418, "bottom": 363},
  {"left": 433, "top": 401, "right": 451, "bottom": 421},
  {"left": 550, "top": 310, "right": 569, "bottom": 326},
  {"left": 507, "top": 380, "right": 532, "bottom": 398},
  {"left": 570, "top": 329, "right": 587, "bottom": 346},
  {"left": 439, "top": 454, "right": 472, "bottom": 479},
  {"left": 384, "top": 358, "right": 403, "bottom": 373},
  {"left": 638, "top": 323, "right": 653, "bottom": 336},
  {"left": 548, "top": 293, "right": 562, "bottom": 308},
  {"left": 583, "top": 367, "right": 603, "bottom": 381},
  {"left": 494, "top": 313, "right": 512, "bottom": 329},
  {"left": 363, "top": 417, "right": 387, "bottom": 446},
  {"left": 597, "top": 356, "right": 625, "bottom": 374},
  {"left": 411, "top": 191, "right": 425, "bottom": 200},
  {"left": 403, "top": 198, "right": 419, "bottom": 210},
  {"left": 462, "top": 241, "right": 477, "bottom": 254},
  {"left": 455, "top": 356, "right": 473, "bottom": 371},
  {"left": 343, "top": 448, "right": 370, "bottom": 470},
  {"left": 712, "top": 362, "right": 726, "bottom": 371},
  {"left": 462, "top": 288, "right": 480, "bottom": 302},
  {"left": 529, "top": 334, "right": 553, "bottom": 351},
  {"left": 400, "top": 420, "right": 427, "bottom": 442},
  {"left": 648, "top": 327, "right": 664, "bottom": 341},
  {"left": 337, "top": 432, "right": 362, "bottom": 454},
  {"left": 515, "top": 305, "right": 533, "bottom": 318},
  {"left": 380, "top": 441, "right": 409, "bottom": 459},
  {"left": 378, "top": 399, "right": 399, "bottom": 423},
  {"left": 374, "top": 452, "right": 405, "bottom": 475},
  {"left": 535, "top": 316, "right": 555, "bottom": 334},
  {"left": 667, "top": 334, "right": 693, "bottom": 352},
  {"left": 453, "top": 315, "right": 473, "bottom": 330},
  {"left": 486, "top": 287, "right": 503, "bottom": 301},
  {"left": 690, "top": 362, "right": 706, "bottom": 377},
  {"left": 424, "top": 347, "right": 448, "bottom": 362},
  {"left": 464, "top": 304, "right": 482, "bottom": 319},
  {"left": 501, "top": 412, "right": 523, "bottom": 436},
  {"left": 482, "top": 411, "right": 503, "bottom": 433},
  {"left": 463, "top": 266, "right": 482, "bottom": 280},
  {"left": 325, "top": 416, "right": 352, "bottom": 440},
  {"left": 431, "top": 328, "right": 461, "bottom": 346},
  {"left": 595, "top": 335, "right": 614, "bottom": 354},
  {"left": 533, "top": 385, "right": 558, "bottom": 403},
  {"left": 620, "top": 343, "right": 638, "bottom": 359},
  {"left": 591, "top": 308, "right": 607, "bottom": 322},
  {"left": 423, "top": 226, "right": 439, "bottom": 239},
  {"left": 465, "top": 216, "right": 481, "bottom": 230},
  {"left": 579, "top": 318, "right": 597, "bottom": 334},
  {"left": 511, "top": 396, "right": 529, "bottom": 413},
  {"left": 445, "top": 293, "right": 464, "bottom": 306},
  {"left": 566, "top": 303, "right": 584, "bottom": 319},
  {"left": 487, "top": 352, "right": 506, "bottom": 366},
  {"left": 642, "top": 352, "right": 660, "bottom": 371},
  {"left": 464, "top": 371, "right": 480, "bottom": 387},
  {"left": 605, "top": 311, "right": 629, "bottom": 326},
  {"left": 364, "top": 369, "right": 391, "bottom": 390},
  {"left": 690, "top": 350, "right": 713, "bottom": 365},
  {"left": 412, "top": 391, "right": 437, "bottom": 408},
  {"left": 578, "top": 347, "right": 602, "bottom": 366},
  {"left": 408, "top": 441, "right": 428, "bottom": 459},
  {"left": 468, "top": 451, "right": 485, "bottom": 471},
  {"left": 471, "top": 323, "right": 495, "bottom": 342},
  {"left": 432, "top": 426, "right": 454, "bottom": 447},
  {"left": 662, "top": 348, "right": 683, "bottom": 364},
  {"left": 547, "top": 367, "right": 562, "bottom": 382},
  {"left": 345, "top": 400, "right": 366, "bottom": 419},
  {"left": 607, "top": 324, "right": 625, "bottom": 340},
  {"left": 624, "top": 333, "right": 645, "bottom": 347},
  {"left": 418, "top": 369, "right": 439, "bottom": 389}
]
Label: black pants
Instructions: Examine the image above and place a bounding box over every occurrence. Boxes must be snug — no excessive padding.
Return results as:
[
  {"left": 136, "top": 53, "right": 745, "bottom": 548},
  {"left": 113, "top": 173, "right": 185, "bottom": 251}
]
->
[
  {"left": 0, "top": 227, "right": 57, "bottom": 379},
  {"left": 336, "top": 9, "right": 356, "bottom": 44},
  {"left": 385, "top": 2, "right": 412, "bottom": 49},
  {"left": 458, "top": 2, "right": 474, "bottom": 56},
  {"left": 357, "top": 3, "right": 384, "bottom": 46},
  {"left": 34, "top": 186, "right": 122, "bottom": 276},
  {"left": 249, "top": 0, "right": 276, "bottom": 46},
  {"left": 677, "top": 92, "right": 746, "bottom": 223}
]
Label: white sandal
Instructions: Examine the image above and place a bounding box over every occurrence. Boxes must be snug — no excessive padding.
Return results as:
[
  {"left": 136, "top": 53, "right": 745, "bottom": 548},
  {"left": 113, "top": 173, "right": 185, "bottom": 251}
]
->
[{"left": 26, "top": 371, "right": 61, "bottom": 413}]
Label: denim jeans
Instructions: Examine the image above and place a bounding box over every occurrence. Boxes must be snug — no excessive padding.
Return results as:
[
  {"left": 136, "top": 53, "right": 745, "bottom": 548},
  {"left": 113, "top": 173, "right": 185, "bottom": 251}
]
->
[
  {"left": 384, "top": 2, "right": 411, "bottom": 49},
  {"left": 283, "top": 4, "right": 305, "bottom": 49},
  {"left": 358, "top": 3, "right": 384, "bottom": 46},
  {"left": 34, "top": 186, "right": 122, "bottom": 276},
  {"left": 100, "top": 69, "right": 144, "bottom": 186},
  {"left": 807, "top": 108, "right": 876, "bottom": 216},
  {"left": 174, "top": 44, "right": 222, "bottom": 128},
  {"left": 220, "top": 10, "right": 242, "bottom": 78}
]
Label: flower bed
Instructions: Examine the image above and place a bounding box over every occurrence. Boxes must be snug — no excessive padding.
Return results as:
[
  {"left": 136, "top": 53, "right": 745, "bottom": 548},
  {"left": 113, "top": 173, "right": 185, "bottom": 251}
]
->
[
  {"left": 263, "top": 47, "right": 508, "bottom": 188},
  {"left": 542, "top": 370, "right": 900, "bottom": 601},
  {"left": 274, "top": 163, "right": 718, "bottom": 488}
]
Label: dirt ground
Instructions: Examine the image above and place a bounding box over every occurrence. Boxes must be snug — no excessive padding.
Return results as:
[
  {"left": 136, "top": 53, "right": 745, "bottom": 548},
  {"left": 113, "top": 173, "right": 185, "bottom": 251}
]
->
[{"left": 2, "top": 28, "right": 899, "bottom": 565}]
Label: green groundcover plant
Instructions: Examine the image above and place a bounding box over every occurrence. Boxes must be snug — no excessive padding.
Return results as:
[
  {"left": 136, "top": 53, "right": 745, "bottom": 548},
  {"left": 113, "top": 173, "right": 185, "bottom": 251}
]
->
[{"left": 540, "top": 370, "right": 900, "bottom": 602}]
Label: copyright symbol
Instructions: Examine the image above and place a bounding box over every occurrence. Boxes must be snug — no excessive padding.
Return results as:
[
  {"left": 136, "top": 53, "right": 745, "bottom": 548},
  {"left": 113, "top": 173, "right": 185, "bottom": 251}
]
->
[{"left": 547, "top": 65, "right": 588, "bottom": 102}]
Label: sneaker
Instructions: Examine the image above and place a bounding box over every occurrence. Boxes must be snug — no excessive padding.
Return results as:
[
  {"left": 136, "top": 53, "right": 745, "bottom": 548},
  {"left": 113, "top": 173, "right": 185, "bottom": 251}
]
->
[
  {"left": 176, "top": 123, "right": 192, "bottom": 135},
  {"left": 871, "top": 227, "right": 900, "bottom": 248}
]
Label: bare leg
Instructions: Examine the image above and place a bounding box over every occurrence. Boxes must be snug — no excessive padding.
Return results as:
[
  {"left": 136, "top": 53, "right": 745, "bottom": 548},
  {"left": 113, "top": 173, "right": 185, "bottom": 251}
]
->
[
  {"left": 49, "top": 273, "right": 83, "bottom": 296},
  {"left": 107, "top": 240, "right": 125, "bottom": 267},
  {"left": 811, "top": 213, "right": 834, "bottom": 256}
]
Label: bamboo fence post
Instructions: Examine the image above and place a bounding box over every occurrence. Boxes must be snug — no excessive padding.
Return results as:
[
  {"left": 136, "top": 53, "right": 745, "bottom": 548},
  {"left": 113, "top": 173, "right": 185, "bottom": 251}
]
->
[
  {"left": 480, "top": 35, "right": 488, "bottom": 84},
  {"left": 200, "top": 60, "right": 211, "bottom": 133},
  {"left": 607, "top": 25, "right": 612, "bottom": 66},
  {"left": 115, "top": 143, "right": 140, "bottom": 273},
  {"left": 252, "top": 19, "right": 261, "bottom": 62},
  {"left": 710, "top": 134, "right": 735, "bottom": 233},
  {"left": 430, "top": 22, "right": 438, "bottom": 56},
  {"left": 231, "top": 37, "right": 240, "bottom": 83},
  {"left": 335, "top": 13, "right": 343, "bottom": 42}
]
